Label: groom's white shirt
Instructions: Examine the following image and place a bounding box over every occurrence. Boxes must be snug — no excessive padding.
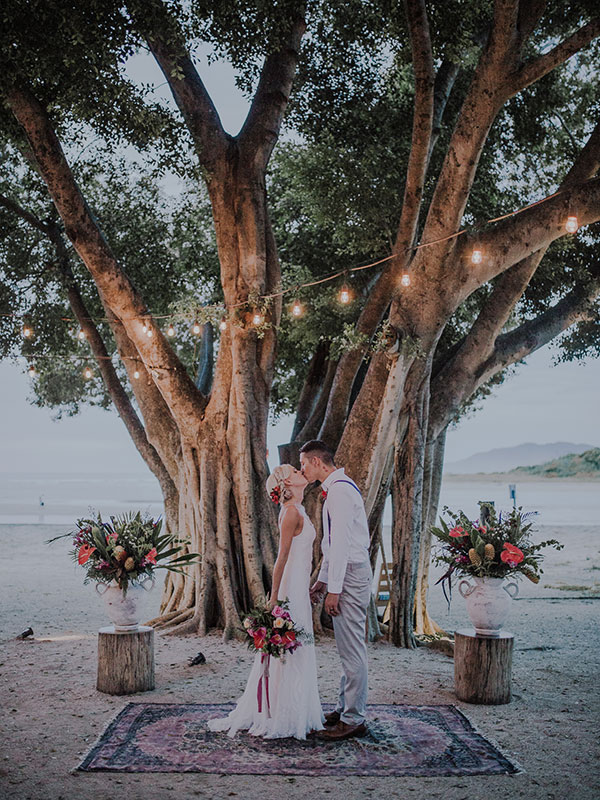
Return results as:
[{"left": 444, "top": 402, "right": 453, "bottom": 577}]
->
[{"left": 318, "top": 468, "right": 370, "bottom": 594}]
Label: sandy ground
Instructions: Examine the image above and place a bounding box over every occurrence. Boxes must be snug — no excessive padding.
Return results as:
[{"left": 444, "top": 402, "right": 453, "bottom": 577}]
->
[{"left": 1, "top": 522, "right": 599, "bottom": 800}]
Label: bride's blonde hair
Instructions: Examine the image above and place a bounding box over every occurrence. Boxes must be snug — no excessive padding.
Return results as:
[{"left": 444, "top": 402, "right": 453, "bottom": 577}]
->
[{"left": 265, "top": 464, "right": 295, "bottom": 505}]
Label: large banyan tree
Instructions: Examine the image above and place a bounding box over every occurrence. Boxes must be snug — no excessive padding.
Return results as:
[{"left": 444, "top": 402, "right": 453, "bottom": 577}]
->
[{"left": 1, "top": 0, "right": 600, "bottom": 644}]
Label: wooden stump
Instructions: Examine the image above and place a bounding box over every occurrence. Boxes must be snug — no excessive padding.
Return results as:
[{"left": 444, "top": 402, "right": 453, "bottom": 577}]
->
[
  {"left": 97, "top": 625, "right": 155, "bottom": 695},
  {"left": 454, "top": 629, "right": 514, "bottom": 705}
]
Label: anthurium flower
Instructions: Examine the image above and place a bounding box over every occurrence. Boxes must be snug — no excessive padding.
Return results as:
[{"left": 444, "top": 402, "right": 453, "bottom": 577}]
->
[
  {"left": 78, "top": 544, "right": 96, "bottom": 565},
  {"left": 449, "top": 526, "right": 466, "bottom": 537},
  {"left": 144, "top": 547, "right": 158, "bottom": 565},
  {"left": 501, "top": 542, "right": 524, "bottom": 565}
]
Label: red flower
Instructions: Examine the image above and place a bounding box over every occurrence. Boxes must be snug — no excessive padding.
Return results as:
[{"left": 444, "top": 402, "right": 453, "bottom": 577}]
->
[
  {"left": 321, "top": 489, "right": 328, "bottom": 499},
  {"left": 78, "top": 544, "right": 96, "bottom": 565},
  {"left": 501, "top": 542, "right": 524, "bottom": 565},
  {"left": 253, "top": 635, "right": 266, "bottom": 650},
  {"left": 478, "top": 526, "right": 487, "bottom": 534},
  {"left": 269, "top": 486, "right": 281, "bottom": 504},
  {"left": 270, "top": 633, "right": 283, "bottom": 645},
  {"left": 282, "top": 630, "right": 296, "bottom": 643},
  {"left": 145, "top": 547, "right": 157, "bottom": 565},
  {"left": 449, "top": 526, "right": 466, "bottom": 537}
]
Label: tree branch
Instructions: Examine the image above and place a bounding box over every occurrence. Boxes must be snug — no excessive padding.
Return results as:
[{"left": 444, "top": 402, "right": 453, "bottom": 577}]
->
[
  {"left": 511, "top": 17, "right": 600, "bottom": 92},
  {"left": 516, "top": 0, "right": 547, "bottom": 45},
  {"left": 238, "top": 14, "right": 306, "bottom": 171},
  {"left": 0, "top": 193, "right": 181, "bottom": 490},
  {"left": 128, "top": 0, "right": 227, "bottom": 172},
  {"left": 5, "top": 80, "right": 207, "bottom": 430},
  {"left": 459, "top": 176, "right": 600, "bottom": 294}
]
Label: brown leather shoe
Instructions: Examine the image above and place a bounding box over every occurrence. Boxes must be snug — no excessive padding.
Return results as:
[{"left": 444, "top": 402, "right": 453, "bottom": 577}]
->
[
  {"left": 317, "top": 720, "right": 367, "bottom": 741},
  {"left": 324, "top": 710, "right": 341, "bottom": 727}
]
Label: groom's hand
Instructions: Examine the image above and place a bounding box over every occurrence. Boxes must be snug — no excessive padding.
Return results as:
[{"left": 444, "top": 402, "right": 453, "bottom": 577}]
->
[
  {"left": 324, "top": 593, "right": 340, "bottom": 616},
  {"left": 310, "top": 580, "right": 326, "bottom": 604}
]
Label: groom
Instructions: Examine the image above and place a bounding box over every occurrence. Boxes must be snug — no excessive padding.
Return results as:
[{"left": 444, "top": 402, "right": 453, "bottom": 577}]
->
[{"left": 300, "top": 440, "right": 371, "bottom": 741}]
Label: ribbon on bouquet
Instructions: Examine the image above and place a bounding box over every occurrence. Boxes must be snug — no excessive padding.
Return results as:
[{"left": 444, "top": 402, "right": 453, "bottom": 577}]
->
[{"left": 257, "top": 653, "right": 271, "bottom": 718}]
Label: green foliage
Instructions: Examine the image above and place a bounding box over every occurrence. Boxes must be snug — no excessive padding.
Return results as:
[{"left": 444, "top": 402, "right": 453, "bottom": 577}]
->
[{"left": 515, "top": 447, "right": 600, "bottom": 477}]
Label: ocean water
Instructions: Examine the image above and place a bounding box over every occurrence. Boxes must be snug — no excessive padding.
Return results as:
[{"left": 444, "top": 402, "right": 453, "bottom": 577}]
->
[{"left": 0, "top": 471, "right": 598, "bottom": 526}]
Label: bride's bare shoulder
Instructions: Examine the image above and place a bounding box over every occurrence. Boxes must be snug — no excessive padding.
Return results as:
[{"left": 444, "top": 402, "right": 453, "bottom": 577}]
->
[{"left": 279, "top": 503, "right": 304, "bottom": 532}]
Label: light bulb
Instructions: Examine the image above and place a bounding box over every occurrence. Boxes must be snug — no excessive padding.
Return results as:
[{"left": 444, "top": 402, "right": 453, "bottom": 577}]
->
[
  {"left": 22, "top": 325, "right": 32, "bottom": 338},
  {"left": 27, "top": 365, "right": 36, "bottom": 377},
  {"left": 471, "top": 249, "right": 483, "bottom": 265},
  {"left": 401, "top": 274, "right": 411, "bottom": 287},
  {"left": 219, "top": 318, "right": 227, "bottom": 332},
  {"left": 134, "top": 369, "right": 140, "bottom": 379},
  {"left": 565, "top": 215, "right": 578, "bottom": 234},
  {"left": 339, "top": 285, "right": 351, "bottom": 304},
  {"left": 142, "top": 322, "right": 148, "bottom": 332},
  {"left": 193, "top": 322, "right": 201, "bottom": 335},
  {"left": 146, "top": 328, "right": 153, "bottom": 338},
  {"left": 252, "top": 312, "right": 263, "bottom": 326},
  {"left": 77, "top": 329, "right": 86, "bottom": 340},
  {"left": 167, "top": 324, "right": 175, "bottom": 337},
  {"left": 291, "top": 300, "right": 303, "bottom": 317},
  {"left": 83, "top": 367, "right": 93, "bottom": 379}
]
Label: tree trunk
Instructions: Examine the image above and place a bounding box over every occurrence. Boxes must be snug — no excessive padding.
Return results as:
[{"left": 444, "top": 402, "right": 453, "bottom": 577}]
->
[
  {"left": 414, "top": 427, "right": 447, "bottom": 636},
  {"left": 388, "top": 354, "right": 432, "bottom": 648}
]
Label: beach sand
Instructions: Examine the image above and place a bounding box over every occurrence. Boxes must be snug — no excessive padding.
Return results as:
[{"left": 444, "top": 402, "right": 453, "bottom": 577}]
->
[{"left": 1, "top": 520, "right": 599, "bottom": 800}]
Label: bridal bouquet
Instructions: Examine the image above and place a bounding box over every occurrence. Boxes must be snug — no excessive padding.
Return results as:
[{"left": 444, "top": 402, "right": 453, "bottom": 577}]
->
[
  {"left": 242, "top": 599, "right": 303, "bottom": 658},
  {"left": 431, "top": 502, "right": 562, "bottom": 594},
  {"left": 48, "top": 511, "right": 199, "bottom": 592}
]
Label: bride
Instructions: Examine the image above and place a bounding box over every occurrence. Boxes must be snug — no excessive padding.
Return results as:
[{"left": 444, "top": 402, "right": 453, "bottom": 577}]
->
[{"left": 207, "top": 464, "right": 325, "bottom": 739}]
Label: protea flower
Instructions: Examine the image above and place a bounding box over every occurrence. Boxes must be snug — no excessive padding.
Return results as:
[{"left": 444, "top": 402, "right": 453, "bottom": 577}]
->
[
  {"left": 484, "top": 543, "right": 495, "bottom": 560},
  {"left": 468, "top": 548, "right": 482, "bottom": 566},
  {"left": 124, "top": 557, "right": 135, "bottom": 571}
]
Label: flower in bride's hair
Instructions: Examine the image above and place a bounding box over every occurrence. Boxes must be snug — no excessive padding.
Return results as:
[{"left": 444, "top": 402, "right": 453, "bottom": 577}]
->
[{"left": 269, "top": 485, "right": 281, "bottom": 504}]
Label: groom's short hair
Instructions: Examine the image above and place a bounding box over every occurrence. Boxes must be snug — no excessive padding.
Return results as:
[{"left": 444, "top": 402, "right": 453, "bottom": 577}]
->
[{"left": 299, "top": 440, "right": 335, "bottom": 466}]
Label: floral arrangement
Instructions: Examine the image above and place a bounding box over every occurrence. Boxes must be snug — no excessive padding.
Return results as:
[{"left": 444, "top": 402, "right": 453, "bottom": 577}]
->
[
  {"left": 48, "top": 511, "right": 199, "bottom": 592},
  {"left": 242, "top": 599, "right": 304, "bottom": 658},
  {"left": 431, "top": 502, "right": 562, "bottom": 597}
]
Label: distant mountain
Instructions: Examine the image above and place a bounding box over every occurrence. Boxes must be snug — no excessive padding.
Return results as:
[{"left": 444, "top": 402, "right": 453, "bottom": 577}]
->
[
  {"left": 514, "top": 448, "right": 600, "bottom": 478},
  {"left": 445, "top": 442, "right": 597, "bottom": 474}
]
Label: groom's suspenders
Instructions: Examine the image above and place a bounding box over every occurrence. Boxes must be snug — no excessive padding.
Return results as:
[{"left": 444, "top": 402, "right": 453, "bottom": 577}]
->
[{"left": 325, "top": 479, "right": 362, "bottom": 545}]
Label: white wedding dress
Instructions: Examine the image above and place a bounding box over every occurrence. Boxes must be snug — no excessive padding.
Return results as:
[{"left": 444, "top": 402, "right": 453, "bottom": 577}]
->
[{"left": 207, "top": 502, "right": 324, "bottom": 739}]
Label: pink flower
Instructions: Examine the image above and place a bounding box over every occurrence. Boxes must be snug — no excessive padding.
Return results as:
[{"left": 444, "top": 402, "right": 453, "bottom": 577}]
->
[
  {"left": 281, "top": 611, "right": 291, "bottom": 620},
  {"left": 478, "top": 526, "right": 487, "bottom": 534},
  {"left": 272, "top": 606, "right": 284, "bottom": 618},
  {"left": 270, "top": 633, "right": 283, "bottom": 645},
  {"left": 449, "top": 526, "right": 466, "bottom": 538},
  {"left": 144, "top": 547, "right": 157, "bottom": 565},
  {"left": 255, "top": 627, "right": 267, "bottom": 638}
]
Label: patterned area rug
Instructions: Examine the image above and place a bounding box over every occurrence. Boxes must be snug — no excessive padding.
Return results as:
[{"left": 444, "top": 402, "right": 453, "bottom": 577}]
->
[{"left": 78, "top": 703, "right": 519, "bottom": 777}]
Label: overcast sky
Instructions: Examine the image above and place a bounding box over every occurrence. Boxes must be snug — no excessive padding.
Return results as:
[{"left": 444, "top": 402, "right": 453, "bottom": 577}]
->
[{"left": 2, "top": 50, "right": 599, "bottom": 475}]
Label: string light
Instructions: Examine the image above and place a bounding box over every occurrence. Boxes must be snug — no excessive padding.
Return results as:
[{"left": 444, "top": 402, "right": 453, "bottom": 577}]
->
[
  {"left": 77, "top": 329, "right": 86, "bottom": 340},
  {"left": 291, "top": 299, "right": 303, "bottom": 317},
  {"left": 339, "top": 284, "right": 351, "bottom": 304},
  {"left": 565, "top": 215, "right": 578, "bottom": 233},
  {"left": 401, "top": 274, "right": 411, "bottom": 287},
  {"left": 471, "top": 248, "right": 483, "bottom": 265},
  {"left": 146, "top": 327, "right": 153, "bottom": 338},
  {"left": 83, "top": 366, "right": 93, "bottom": 379},
  {"left": 252, "top": 311, "right": 264, "bottom": 326},
  {"left": 167, "top": 324, "right": 175, "bottom": 337},
  {"left": 142, "top": 322, "right": 148, "bottom": 333},
  {"left": 133, "top": 368, "right": 140, "bottom": 379},
  {"left": 22, "top": 325, "right": 32, "bottom": 338},
  {"left": 219, "top": 318, "right": 227, "bottom": 332},
  {"left": 192, "top": 321, "right": 201, "bottom": 335},
  {"left": 27, "top": 364, "right": 36, "bottom": 377}
]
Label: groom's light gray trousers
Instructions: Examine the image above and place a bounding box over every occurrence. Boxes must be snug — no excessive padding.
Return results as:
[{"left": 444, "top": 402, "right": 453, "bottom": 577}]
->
[{"left": 333, "top": 561, "right": 372, "bottom": 725}]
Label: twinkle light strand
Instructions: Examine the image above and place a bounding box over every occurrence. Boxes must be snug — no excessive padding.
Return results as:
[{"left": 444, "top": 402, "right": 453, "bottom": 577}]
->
[{"left": 4, "top": 187, "right": 591, "bottom": 335}]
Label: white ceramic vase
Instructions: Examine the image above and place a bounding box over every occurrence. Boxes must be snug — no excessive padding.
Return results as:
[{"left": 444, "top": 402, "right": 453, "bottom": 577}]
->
[
  {"left": 458, "top": 576, "right": 519, "bottom": 636},
  {"left": 95, "top": 577, "right": 154, "bottom": 631}
]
